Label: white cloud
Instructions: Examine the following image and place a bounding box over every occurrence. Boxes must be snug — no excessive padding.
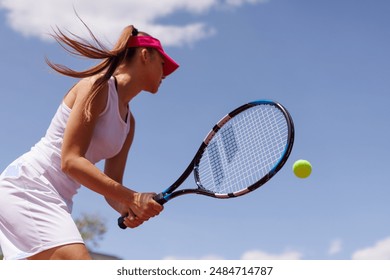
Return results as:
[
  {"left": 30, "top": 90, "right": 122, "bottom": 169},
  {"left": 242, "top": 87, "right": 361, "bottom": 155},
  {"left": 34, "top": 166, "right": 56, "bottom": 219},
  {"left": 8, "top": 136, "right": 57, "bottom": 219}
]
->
[
  {"left": 162, "top": 248, "right": 302, "bottom": 260},
  {"left": 0, "top": 0, "right": 267, "bottom": 46},
  {"left": 241, "top": 249, "right": 302, "bottom": 260},
  {"left": 352, "top": 237, "right": 390, "bottom": 260},
  {"left": 225, "top": 0, "right": 269, "bottom": 7},
  {"left": 163, "top": 254, "right": 224, "bottom": 260},
  {"left": 328, "top": 239, "right": 342, "bottom": 255}
]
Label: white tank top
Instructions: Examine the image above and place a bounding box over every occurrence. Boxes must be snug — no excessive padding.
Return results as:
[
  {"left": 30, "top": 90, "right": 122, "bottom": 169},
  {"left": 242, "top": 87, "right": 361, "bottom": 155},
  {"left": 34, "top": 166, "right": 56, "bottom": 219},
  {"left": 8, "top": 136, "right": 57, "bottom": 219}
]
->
[{"left": 26, "top": 77, "right": 131, "bottom": 209}]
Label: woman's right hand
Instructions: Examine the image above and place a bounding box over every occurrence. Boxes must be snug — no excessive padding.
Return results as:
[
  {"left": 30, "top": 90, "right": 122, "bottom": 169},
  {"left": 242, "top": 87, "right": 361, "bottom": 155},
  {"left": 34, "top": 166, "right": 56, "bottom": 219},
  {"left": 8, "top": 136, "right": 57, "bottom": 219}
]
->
[{"left": 121, "top": 192, "right": 163, "bottom": 228}]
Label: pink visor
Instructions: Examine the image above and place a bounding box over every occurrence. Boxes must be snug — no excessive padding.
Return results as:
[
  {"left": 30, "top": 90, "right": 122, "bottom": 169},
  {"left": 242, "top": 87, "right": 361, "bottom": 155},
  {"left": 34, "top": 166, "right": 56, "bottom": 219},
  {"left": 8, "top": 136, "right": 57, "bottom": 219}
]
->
[{"left": 127, "top": 36, "right": 179, "bottom": 76}]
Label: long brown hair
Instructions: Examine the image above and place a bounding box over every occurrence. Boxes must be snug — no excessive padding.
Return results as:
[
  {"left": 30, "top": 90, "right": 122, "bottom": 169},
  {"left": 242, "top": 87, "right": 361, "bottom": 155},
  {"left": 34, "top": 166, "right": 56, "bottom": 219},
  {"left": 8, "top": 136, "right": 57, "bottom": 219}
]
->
[{"left": 46, "top": 18, "right": 139, "bottom": 121}]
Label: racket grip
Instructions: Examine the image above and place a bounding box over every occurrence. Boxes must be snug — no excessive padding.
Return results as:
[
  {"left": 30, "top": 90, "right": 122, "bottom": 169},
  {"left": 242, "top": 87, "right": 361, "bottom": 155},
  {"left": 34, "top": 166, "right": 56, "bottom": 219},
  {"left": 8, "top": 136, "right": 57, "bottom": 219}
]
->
[
  {"left": 153, "top": 192, "right": 167, "bottom": 205},
  {"left": 117, "top": 193, "right": 167, "bottom": 229}
]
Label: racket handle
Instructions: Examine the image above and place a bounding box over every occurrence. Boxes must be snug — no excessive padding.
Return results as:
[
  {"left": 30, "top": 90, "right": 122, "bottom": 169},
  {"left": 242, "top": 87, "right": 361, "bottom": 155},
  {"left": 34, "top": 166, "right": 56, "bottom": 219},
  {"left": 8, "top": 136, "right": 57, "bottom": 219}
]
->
[
  {"left": 117, "top": 193, "right": 167, "bottom": 229},
  {"left": 153, "top": 192, "right": 167, "bottom": 205},
  {"left": 118, "top": 216, "right": 127, "bottom": 229}
]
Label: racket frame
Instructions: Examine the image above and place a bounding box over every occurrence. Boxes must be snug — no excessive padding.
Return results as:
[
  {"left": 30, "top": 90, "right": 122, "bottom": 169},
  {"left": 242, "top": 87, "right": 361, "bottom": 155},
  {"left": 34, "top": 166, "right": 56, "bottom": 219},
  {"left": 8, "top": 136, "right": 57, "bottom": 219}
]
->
[{"left": 155, "top": 100, "right": 294, "bottom": 204}]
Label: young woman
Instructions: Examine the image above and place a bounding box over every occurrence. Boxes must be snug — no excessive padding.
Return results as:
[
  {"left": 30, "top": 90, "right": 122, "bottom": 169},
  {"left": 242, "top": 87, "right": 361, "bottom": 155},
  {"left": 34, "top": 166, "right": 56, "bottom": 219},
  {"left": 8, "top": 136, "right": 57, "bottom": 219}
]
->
[{"left": 0, "top": 24, "right": 179, "bottom": 260}]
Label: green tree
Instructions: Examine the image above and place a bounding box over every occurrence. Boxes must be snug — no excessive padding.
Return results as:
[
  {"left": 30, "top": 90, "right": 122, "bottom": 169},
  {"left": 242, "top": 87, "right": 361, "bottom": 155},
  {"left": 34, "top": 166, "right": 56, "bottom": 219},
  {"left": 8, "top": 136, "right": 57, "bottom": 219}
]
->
[{"left": 75, "top": 212, "right": 107, "bottom": 249}]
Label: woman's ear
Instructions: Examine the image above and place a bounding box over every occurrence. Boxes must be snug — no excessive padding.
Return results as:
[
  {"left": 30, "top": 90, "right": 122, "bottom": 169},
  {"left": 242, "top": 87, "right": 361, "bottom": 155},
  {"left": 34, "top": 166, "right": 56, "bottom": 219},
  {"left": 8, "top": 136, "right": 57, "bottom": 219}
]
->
[{"left": 140, "top": 48, "right": 149, "bottom": 63}]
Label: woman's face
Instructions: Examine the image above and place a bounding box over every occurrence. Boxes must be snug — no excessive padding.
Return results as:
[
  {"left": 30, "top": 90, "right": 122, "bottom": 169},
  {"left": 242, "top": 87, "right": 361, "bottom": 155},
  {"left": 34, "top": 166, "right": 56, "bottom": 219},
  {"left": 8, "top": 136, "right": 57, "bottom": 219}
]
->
[{"left": 143, "top": 49, "right": 166, "bottom": 93}]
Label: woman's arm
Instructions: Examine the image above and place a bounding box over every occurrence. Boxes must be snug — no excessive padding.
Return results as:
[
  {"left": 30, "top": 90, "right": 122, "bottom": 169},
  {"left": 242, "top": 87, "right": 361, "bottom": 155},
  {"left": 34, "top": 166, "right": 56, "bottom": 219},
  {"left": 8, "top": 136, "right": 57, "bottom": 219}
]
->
[
  {"left": 61, "top": 79, "right": 128, "bottom": 201},
  {"left": 61, "top": 79, "right": 162, "bottom": 227},
  {"left": 103, "top": 112, "right": 135, "bottom": 213}
]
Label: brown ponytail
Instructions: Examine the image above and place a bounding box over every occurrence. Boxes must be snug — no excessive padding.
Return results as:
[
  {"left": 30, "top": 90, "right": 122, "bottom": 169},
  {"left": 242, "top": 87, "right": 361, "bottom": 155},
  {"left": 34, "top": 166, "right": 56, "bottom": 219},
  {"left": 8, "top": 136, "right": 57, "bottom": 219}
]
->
[{"left": 46, "top": 17, "right": 138, "bottom": 121}]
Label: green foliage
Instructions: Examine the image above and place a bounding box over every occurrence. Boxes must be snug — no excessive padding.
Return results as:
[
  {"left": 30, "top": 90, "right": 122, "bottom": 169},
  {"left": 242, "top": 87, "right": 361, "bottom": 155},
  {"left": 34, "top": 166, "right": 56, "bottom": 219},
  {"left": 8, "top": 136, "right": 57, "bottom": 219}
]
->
[{"left": 75, "top": 213, "right": 107, "bottom": 249}]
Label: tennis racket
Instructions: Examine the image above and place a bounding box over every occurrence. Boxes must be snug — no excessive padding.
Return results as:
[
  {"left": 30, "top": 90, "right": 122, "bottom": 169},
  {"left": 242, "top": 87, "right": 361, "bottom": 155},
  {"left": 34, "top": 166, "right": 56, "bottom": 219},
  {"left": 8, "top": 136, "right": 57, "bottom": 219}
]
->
[{"left": 118, "top": 100, "right": 294, "bottom": 229}]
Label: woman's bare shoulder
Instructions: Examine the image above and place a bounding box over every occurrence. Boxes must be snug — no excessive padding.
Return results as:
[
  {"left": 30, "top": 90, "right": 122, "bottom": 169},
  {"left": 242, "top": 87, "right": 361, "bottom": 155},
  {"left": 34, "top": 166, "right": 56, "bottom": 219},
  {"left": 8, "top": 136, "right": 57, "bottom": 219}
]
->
[{"left": 63, "top": 76, "right": 108, "bottom": 112}]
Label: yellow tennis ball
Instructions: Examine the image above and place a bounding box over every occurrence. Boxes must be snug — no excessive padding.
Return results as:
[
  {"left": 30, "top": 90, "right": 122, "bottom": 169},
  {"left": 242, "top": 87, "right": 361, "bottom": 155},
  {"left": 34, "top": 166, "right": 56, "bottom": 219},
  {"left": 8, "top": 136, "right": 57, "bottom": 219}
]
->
[{"left": 293, "top": 159, "right": 312, "bottom": 178}]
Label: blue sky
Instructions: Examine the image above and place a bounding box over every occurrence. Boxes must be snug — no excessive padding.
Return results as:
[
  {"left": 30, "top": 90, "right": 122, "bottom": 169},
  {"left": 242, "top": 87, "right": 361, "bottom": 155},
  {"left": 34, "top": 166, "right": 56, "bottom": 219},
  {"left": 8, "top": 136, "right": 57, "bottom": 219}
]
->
[{"left": 0, "top": 0, "right": 390, "bottom": 260}]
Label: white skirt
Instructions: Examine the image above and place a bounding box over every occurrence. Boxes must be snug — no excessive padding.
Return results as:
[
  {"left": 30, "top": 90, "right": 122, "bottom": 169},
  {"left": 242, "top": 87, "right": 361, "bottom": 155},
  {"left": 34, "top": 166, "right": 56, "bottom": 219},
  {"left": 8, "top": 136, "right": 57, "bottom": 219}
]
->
[{"left": 0, "top": 155, "right": 83, "bottom": 260}]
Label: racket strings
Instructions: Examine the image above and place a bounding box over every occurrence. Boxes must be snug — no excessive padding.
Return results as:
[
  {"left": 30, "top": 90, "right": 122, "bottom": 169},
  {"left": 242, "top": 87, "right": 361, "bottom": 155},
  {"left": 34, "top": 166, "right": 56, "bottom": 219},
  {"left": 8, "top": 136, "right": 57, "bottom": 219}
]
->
[{"left": 198, "top": 104, "right": 288, "bottom": 195}]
